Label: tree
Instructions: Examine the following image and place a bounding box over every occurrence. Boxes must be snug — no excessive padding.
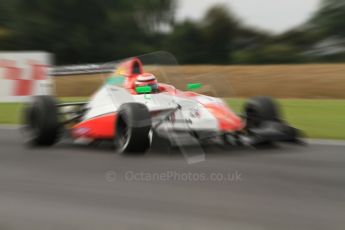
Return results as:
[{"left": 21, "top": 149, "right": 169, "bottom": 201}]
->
[
  {"left": 200, "top": 5, "right": 239, "bottom": 64},
  {"left": 310, "top": 0, "right": 345, "bottom": 38},
  {"left": 134, "top": 0, "right": 176, "bottom": 33},
  {"left": 257, "top": 44, "right": 302, "bottom": 64},
  {"left": 165, "top": 20, "right": 205, "bottom": 63},
  {"left": 0, "top": 0, "right": 176, "bottom": 64}
]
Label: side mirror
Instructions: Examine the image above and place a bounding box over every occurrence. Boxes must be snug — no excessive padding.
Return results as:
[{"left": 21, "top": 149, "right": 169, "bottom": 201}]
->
[
  {"left": 135, "top": 85, "right": 152, "bottom": 94},
  {"left": 187, "top": 83, "right": 203, "bottom": 91}
]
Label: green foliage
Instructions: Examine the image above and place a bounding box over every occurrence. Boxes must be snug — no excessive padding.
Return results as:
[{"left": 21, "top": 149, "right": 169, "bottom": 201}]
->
[
  {"left": 0, "top": 0, "right": 344, "bottom": 64},
  {"left": 165, "top": 20, "right": 205, "bottom": 63},
  {"left": 310, "top": 0, "right": 345, "bottom": 38},
  {"left": 231, "top": 50, "right": 257, "bottom": 64},
  {"left": 232, "top": 44, "right": 301, "bottom": 64},
  {"left": 257, "top": 44, "right": 302, "bottom": 64},
  {"left": 200, "top": 5, "right": 238, "bottom": 64},
  {"left": 0, "top": 0, "right": 175, "bottom": 64}
]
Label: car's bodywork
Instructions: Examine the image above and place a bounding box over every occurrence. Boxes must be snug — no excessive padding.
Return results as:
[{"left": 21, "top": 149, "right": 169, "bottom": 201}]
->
[{"left": 23, "top": 53, "right": 301, "bottom": 155}]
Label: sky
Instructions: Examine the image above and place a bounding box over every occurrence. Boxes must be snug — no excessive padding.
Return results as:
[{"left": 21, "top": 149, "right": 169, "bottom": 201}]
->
[{"left": 176, "top": 0, "right": 321, "bottom": 34}]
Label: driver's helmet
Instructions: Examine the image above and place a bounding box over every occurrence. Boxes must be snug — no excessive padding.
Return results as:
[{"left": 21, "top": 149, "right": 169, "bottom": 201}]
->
[{"left": 134, "top": 73, "right": 159, "bottom": 93}]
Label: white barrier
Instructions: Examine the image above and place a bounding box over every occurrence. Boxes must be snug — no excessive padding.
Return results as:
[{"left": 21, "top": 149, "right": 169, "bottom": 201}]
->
[{"left": 0, "top": 52, "right": 53, "bottom": 102}]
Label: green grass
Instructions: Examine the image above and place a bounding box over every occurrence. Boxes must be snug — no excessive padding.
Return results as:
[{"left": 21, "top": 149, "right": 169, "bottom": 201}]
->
[
  {"left": 0, "top": 98, "right": 344, "bottom": 140},
  {"left": 0, "top": 98, "right": 86, "bottom": 125},
  {"left": 0, "top": 103, "right": 24, "bottom": 125},
  {"left": 226, "top": 99, "right": 345, "bottom": 140}
]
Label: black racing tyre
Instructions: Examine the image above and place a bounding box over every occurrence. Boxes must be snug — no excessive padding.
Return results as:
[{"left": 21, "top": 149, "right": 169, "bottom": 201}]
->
[
  {"left": 114, "top": 103, "right": 152, "bottom": 154},
  {"left": 244, "top": 96, "right": 280, "bottom": 129},
  {"left": 22, "top": 96, "right": 60, "bottom": 146}
]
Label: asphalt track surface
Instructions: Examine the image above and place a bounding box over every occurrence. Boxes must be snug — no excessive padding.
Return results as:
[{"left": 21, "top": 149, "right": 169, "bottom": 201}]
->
[{"left": 0, "top": 128, "right": 345, "bottom": 230}]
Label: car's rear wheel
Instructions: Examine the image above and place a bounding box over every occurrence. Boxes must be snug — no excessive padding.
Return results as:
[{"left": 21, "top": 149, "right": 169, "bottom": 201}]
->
[
  {"left": 22, "top": 96, "right": 61, "bottom": 146},
  {"left": 114, "top": 103, "right": 152, "bottom": 154}
]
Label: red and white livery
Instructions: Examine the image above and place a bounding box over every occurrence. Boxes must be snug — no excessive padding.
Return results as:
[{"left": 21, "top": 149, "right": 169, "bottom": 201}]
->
[{"left": 23, "top": 55, "right": 300, "bottom": 154}]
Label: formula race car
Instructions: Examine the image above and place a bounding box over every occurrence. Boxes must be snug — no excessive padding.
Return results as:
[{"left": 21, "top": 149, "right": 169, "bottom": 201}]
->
[{"left": 22, "top": 52, "right": 300, "bottom": 156}]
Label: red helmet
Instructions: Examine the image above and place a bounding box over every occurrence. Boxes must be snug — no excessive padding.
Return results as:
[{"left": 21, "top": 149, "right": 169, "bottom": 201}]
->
[{"left": 134, "top": 73, "right": 159, "bottom": 93}]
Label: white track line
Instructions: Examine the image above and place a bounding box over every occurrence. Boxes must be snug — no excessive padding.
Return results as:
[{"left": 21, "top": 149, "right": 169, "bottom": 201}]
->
[
  {"left": 0, "top": 125, "right": 21, "bottom": 130},
  {"left": 306, "top": 139, "right": 345, "bottom": 147}
]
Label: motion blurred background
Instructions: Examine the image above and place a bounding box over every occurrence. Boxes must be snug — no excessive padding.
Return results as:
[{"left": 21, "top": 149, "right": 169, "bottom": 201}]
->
[{"left": 0, "top": 0, "right": 344, "bottom": 64}]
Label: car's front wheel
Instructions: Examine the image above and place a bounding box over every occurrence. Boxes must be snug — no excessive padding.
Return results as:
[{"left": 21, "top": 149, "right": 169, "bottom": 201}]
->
[
  {"left": 114, "top": 103, "right": 152, "bottom": 154},
  {"left": 244, "top": 96, "right": 280, "bottom": 129}
]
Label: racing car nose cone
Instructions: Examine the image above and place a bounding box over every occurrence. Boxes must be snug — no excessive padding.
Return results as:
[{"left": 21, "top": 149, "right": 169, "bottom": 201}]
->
[{"left": 205, "top": 104, "right": 244, "bottom": 132}]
